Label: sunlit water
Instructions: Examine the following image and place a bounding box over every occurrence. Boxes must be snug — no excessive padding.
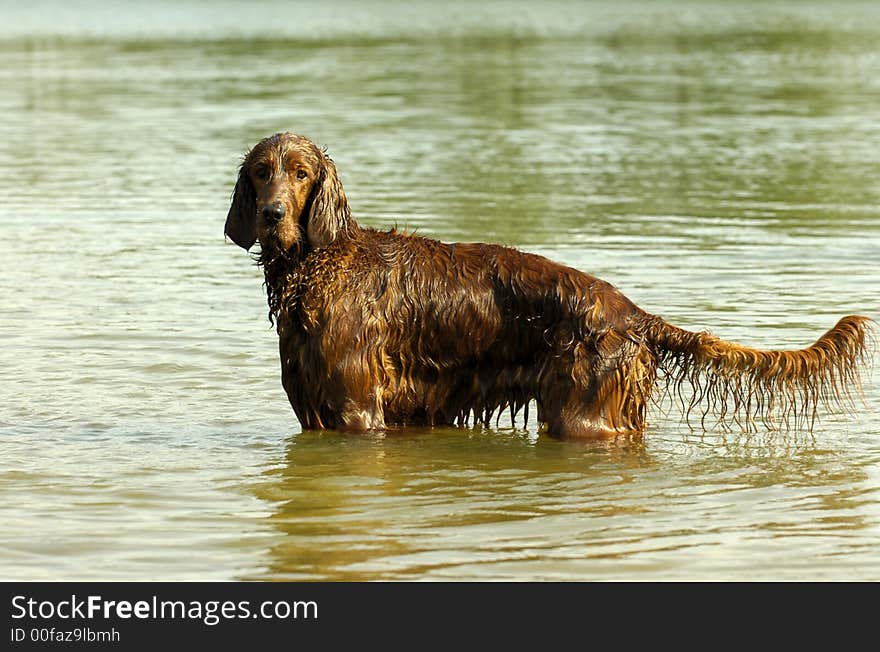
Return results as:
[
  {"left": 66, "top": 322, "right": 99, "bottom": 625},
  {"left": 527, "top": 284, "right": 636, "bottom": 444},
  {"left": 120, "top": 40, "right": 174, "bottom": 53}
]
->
[{"left": 1, "top": 1, "right": 879, "bottom": 581}]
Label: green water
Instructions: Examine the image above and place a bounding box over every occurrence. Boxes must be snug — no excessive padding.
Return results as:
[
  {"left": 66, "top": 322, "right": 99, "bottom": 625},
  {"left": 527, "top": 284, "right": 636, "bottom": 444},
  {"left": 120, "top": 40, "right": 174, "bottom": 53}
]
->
[{"left": 1, "top": 1, "right": 878, "bottom": 580}]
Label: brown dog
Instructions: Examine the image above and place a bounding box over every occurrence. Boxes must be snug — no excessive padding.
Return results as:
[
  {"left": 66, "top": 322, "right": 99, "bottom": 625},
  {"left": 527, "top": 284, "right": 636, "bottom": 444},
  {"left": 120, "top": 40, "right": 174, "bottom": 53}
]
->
[{"left": 225, "top": 132, "right": 873, "bottom": 438}]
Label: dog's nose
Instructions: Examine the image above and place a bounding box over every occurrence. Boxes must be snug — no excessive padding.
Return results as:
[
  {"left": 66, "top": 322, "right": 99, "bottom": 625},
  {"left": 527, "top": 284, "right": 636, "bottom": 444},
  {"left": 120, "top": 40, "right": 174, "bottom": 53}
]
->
[{"left": 261, "top": 203, "right": 286, "bottom": 223}]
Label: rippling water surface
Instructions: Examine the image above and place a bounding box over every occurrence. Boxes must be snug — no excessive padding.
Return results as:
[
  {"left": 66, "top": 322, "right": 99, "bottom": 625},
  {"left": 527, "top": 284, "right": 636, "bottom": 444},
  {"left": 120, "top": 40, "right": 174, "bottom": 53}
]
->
[{"left": 1, "top": 1, "right": 879, "bottom": 580}]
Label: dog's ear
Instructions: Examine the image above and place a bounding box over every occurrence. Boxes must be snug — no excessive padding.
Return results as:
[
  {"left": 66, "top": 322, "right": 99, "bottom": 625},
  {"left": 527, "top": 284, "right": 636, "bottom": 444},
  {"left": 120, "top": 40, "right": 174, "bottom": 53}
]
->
[
  {"left": 307, "top": 155, "right": 352, "bottom": 249},
  {"left": 225, "top": 165, "right": 257, "bottom": 250}
]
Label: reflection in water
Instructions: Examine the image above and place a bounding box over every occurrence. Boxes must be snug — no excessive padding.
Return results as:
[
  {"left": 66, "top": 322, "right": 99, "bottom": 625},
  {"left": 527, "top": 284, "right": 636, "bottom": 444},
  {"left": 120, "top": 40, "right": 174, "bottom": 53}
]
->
[
  {"left": 249, "top": 429, "right": 654, "bottom": 580},
  {"left": 248, "top": 427, "right": 875, "bottom": 580}
]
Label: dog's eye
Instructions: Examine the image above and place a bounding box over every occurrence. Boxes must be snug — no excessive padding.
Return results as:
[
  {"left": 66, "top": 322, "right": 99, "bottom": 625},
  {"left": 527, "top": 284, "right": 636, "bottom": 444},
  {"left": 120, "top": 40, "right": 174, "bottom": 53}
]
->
[
  {"left": 295, "top": 170, "right": 308, "bottom": 180},
  {"left": 254, "top": 166, "right": 270, "bottom": 181}
]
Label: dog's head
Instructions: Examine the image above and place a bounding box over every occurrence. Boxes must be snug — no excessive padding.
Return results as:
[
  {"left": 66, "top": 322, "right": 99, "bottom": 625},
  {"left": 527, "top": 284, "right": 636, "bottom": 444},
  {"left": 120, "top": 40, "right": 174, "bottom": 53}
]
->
[{"left": 225, "top": 132, "right": 353, "bottom": 254}]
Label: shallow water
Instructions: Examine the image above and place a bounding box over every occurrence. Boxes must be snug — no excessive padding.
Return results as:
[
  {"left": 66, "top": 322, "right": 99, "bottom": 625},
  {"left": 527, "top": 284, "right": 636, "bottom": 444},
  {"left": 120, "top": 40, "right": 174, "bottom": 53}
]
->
[{"left": 1, "top": 1, "right": 879, "bottom": 581}]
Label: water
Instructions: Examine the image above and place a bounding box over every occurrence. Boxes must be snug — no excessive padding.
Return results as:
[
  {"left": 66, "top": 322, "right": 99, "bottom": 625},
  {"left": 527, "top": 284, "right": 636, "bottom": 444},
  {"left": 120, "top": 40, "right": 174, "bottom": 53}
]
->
[{"left": 1, "top": 1, "right": 879, "bottom": 581}]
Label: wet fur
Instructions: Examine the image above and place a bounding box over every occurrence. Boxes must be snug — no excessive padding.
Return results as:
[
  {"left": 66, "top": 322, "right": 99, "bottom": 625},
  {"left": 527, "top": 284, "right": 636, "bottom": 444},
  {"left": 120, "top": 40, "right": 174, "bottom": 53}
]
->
[{"left": 226, "top": 132, "right": 874, "bottom": 438}]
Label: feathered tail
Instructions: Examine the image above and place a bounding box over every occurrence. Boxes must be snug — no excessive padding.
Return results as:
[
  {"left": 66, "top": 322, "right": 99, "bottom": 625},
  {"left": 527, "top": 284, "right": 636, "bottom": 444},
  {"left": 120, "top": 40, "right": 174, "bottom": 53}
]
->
[{"left": 639, "top": 314, "right": 875, "bottom": 432}]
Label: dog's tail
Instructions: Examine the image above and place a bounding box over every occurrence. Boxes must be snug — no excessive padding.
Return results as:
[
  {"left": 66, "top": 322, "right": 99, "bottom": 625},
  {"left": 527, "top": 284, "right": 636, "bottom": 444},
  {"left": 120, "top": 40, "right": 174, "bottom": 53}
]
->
[{"left": 637, "top": 313, "right": 875, "bottom": 431}]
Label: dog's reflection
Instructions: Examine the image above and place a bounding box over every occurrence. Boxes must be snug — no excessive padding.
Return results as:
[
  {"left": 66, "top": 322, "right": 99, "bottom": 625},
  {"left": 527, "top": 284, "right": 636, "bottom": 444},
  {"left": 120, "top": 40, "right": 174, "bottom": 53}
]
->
[{"left": 247, "top": 427, "right": 651, "bottom": 580}]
